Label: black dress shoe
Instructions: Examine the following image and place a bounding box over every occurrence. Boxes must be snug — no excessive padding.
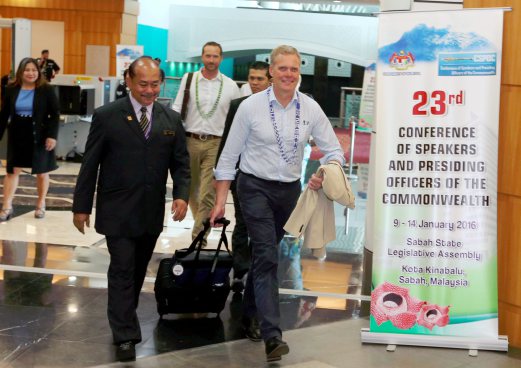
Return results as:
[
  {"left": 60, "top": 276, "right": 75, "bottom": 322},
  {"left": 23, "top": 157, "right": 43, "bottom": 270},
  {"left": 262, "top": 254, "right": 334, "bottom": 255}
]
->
[
  {"left": 231, "top": 278, "right": 245, "bottom": 293},
  {"left": 265, "top": 336, "right": 289, "bottom": 362},
  {"left": 242, "top": 316, "right": 262, "bottom": 342},
  {"left": 116, "top": 341, "right": 136, "bottom": 362}
]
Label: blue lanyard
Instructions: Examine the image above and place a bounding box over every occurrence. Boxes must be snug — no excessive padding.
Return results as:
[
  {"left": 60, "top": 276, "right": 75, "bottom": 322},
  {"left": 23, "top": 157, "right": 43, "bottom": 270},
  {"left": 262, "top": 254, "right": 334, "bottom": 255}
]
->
[{"left": 267, "top": 87, "right": 301, "bottom": 166}]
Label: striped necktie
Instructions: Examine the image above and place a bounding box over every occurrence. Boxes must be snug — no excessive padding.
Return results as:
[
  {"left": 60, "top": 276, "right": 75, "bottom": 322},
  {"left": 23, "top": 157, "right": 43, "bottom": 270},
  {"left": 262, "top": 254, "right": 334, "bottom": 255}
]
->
[{"left": 139, "top": 106, "right": 150, "bottom": 139}]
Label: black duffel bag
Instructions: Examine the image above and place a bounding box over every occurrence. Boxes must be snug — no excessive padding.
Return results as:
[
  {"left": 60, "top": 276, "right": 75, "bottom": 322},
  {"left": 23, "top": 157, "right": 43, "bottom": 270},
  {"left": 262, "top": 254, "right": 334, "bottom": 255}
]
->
[{"left": 154, "top": 217, "right": 232, "bottom": 317}]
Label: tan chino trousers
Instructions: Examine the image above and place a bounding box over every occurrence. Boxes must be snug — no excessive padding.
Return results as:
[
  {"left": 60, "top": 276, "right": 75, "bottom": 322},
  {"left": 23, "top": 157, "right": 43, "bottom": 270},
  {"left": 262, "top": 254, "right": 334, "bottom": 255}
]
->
[{"left": 186, "top": 136, "right": 221, "bottom": 245}]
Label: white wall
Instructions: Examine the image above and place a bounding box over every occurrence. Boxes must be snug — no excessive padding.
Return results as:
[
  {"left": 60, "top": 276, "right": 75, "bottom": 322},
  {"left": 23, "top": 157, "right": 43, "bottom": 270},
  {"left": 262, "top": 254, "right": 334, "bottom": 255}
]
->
[
  {"left": 167, "top": 5, "right": 378, "bottom": 66},
  {"left": 138, "top": 0, "right": 243, "bottom": 28}
]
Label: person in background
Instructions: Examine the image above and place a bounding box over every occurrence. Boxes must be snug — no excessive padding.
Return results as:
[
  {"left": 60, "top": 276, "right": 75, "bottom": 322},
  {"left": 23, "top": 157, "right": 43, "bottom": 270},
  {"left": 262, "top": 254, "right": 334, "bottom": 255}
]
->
[
  {"left": 0, "top": 58, "right": 60, "bottom": 221},
  {"left": 239, "top": 80, "right": 252, "bottom": 97},
  {"left": 153, "top": 58, "right": 166, "bottom": 98},
  {"left": 210, "top": 45, "right": 344, "bottom": 363},
  {"left": 215, "top": 61, "right": 271, "bottom": 296},
  {"left": 72, "top": 56, "right": 190, "bottom": 362},
  {"left": 37, "top": 49, "right": 60, "bottom": 82},
  {"left": 173, "top": 41, "right": 240, "bottom": 246},
  {"left": 154, "top": 57, "right": 166, "bottom": 82},
  {"left": 1, "top": 70, "right": 13, "bottom": 101},
  {"left": 115, "top": 69, "right": 128, "bottom": 100}
]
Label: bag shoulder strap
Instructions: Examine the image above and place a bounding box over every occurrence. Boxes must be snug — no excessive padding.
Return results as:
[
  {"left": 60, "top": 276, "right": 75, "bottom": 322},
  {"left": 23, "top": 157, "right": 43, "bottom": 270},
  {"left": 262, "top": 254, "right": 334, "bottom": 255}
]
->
[
  {"left": 175, "top": 217, "right": 230, "bottom": 260},
  {"left": 215, "top": 220, "right": 231, "bottom": 255},
  {"left": 209, "top": 219, "right": 231, "bottom": 275},
  {"left": 180, "top": 72, "right": 194, "bottom": 121}
]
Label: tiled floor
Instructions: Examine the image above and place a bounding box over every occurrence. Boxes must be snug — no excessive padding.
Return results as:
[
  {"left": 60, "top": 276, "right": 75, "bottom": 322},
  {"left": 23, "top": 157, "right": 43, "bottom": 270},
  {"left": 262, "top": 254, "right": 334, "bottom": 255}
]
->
[
  {"left": 89, "top": 318, "right": 521, "bottom": 368},
  {"left": 1, "top": 162, "right": 519, "bottom": 368}
]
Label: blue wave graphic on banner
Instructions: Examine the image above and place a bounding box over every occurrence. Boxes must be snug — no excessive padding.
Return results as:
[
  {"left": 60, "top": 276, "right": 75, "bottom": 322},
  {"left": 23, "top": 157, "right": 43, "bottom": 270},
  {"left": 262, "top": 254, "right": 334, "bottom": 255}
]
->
[
  {"left": 116, "top": 48, "right": 142, "bottom": 59},
  {"left": 379, "top": 24, "right": 495, "bottom": 64}
]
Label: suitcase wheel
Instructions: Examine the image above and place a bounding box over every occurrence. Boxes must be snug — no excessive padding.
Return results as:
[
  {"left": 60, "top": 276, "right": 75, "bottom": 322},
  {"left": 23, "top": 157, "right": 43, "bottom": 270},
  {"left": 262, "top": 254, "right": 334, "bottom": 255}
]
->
[{"left": 157, "top": 304, "right": 167, "bottom": 318}]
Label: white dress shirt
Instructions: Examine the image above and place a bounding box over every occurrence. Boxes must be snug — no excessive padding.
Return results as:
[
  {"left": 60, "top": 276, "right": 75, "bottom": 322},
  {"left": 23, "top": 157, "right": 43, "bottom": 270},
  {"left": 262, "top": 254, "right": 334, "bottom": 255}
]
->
[
  {"left": 215, "top": 86, "right": 345, "bottom": 182},
  {"left": 129, "top": 92, "right": 152, "bottom": 137},
  {"left": 240, "top": 83, "right": 252, "bottom": 97},
  {"left": 173, "top": 69, "right": 240, "bottom": 136}
]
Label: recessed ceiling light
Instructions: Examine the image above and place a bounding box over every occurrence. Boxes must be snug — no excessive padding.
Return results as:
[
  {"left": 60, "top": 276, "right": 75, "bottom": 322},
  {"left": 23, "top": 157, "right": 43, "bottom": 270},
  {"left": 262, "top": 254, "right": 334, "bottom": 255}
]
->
[{"left": 333, "top": 0, "right": 341, "bottom": 2}]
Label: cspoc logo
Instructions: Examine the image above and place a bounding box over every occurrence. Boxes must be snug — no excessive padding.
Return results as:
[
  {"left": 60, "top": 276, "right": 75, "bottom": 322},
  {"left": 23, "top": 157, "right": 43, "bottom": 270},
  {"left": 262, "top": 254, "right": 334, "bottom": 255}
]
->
[
  {"left": 473, "top": 54, "right": 495, "bottom": 63},
  {"left": 389, "top": 50, "right": 415, "bottom": 70}
]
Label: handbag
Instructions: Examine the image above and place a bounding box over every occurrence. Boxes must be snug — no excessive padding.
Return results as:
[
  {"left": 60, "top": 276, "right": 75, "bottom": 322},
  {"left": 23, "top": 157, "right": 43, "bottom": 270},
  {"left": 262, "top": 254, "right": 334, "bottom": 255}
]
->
[{"left": 154, "top": 217, "right": 233, "bottom": 316}]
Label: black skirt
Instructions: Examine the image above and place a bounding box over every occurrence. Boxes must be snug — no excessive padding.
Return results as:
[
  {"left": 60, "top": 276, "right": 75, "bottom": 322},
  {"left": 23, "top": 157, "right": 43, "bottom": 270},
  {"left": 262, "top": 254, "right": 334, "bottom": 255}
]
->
[{"left": 8, "top": 115, "right": 34, "bottom": 168}]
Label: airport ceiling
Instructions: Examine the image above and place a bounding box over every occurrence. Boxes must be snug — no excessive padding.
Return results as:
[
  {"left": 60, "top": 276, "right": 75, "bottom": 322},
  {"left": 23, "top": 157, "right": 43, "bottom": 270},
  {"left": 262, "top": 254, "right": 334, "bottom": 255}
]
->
[
  {"left": 250, "top": 0, "right": 378, "bottom": 3},
  {"left": 240, "top": 1, "right": 380, "bottom": 14}
]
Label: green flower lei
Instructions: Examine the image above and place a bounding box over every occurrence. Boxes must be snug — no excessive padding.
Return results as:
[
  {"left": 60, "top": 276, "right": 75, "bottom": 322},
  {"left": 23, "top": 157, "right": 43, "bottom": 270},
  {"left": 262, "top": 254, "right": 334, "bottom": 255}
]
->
[{"left": 195, "top": 71, "right": 224, "bottom": 120}]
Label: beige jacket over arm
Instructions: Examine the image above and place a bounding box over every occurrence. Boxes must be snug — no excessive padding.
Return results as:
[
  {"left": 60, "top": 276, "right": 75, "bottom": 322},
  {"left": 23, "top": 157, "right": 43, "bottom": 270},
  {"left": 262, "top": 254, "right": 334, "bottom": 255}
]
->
[{"left": 284, "top": 161, "right": 355, "bottom": 257}]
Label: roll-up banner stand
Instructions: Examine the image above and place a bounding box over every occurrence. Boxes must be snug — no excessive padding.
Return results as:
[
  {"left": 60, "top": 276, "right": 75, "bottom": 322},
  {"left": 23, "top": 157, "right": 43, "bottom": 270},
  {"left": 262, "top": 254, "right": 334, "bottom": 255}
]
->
[
  {"left": 361, "top": 8, "right": 510, "bottom": 352},
  {"left": 116, "top": 45, "right": 144, "bottom": 79}
]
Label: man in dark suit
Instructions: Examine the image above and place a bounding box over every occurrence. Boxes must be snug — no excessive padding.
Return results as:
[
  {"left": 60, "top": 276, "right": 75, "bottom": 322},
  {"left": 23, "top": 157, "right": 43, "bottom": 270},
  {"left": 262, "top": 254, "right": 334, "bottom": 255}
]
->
[
  {"left": 72, "top": 56, "right": 190, "bottom": 362},
  {"left": 215, "top": 61, "right": 270, "bottom": 339},
  {"left": 216, "top": 61, "right": 270, "bottom": 293}
]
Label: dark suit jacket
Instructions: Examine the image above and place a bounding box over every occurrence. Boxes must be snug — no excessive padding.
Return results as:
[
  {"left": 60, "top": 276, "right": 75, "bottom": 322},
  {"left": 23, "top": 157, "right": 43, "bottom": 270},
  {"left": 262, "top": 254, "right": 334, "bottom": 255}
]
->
[
  {"left": 72, "top": 96, "right": 191, "bottom": 237},
  {"left": 216, "top": 96, "right": 248, "bottom": 167},
  {"left": 0, "top": 84, "right": 60, "bottom": 174}
]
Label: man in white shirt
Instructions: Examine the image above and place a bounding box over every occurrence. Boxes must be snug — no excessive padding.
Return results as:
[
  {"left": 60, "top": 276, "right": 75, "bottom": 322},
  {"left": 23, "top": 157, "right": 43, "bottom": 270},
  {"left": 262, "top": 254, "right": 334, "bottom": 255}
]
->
[
  {"left": 173, "top": 41, "right": 240, "bottom": 244},
  {"left": 210, "top": 45, "right": 344, "bottom": 363},
  {"left": 239, "top": 82, "right": 252, "bottom": 97}
]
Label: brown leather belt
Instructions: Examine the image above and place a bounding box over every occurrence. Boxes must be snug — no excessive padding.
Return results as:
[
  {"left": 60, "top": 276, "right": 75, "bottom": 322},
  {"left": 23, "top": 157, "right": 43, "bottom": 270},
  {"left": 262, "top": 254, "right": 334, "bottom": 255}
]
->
[{"left": 185, "top": 132, "right": 221, "bottom": 141}]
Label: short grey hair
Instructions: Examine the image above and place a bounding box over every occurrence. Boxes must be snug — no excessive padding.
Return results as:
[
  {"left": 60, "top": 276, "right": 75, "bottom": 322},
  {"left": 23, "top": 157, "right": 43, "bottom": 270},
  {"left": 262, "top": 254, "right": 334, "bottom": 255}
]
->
[{"left": 270, "top": 45, "right": 301, "bottom": 64}]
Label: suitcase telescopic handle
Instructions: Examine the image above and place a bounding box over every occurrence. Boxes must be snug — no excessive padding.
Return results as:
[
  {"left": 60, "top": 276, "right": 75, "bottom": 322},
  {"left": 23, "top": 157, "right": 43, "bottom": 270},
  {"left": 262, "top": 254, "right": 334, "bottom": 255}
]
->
[
  {"left": 203, "top": 217, "right": 230, "bottom": 227},
  {"left": 171, "top": 217, "right": 232, "bottom": 281},
  {"left": 195, "top": 217, "right": 231, "bottom": 262},
  {"left": 183, "top": 217, "right": 231, "bottom": 256}
]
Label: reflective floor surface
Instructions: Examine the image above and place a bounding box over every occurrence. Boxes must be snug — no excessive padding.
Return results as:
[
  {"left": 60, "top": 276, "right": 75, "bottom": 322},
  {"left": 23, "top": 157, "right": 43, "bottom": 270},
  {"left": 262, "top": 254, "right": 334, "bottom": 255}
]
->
[
  {"left": 1, "top": 162, "right": 520, "bottom": 368},
  {"left": 0, "top": 162, "right": 365, "bottom": 367}
]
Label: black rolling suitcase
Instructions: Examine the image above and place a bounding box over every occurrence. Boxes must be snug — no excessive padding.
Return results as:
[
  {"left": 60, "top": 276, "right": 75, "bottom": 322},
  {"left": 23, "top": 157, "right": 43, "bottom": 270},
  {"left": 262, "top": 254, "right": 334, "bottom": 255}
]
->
[{"left": 154, "top": 218, "right": 232, "bottom": 317}]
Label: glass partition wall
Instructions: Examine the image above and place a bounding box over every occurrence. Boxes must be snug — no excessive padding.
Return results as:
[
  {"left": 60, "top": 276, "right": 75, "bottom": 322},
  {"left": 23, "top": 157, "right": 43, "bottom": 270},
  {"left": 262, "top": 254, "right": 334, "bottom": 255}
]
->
[{"left": 277, "top": 87, "right": 371, "bottom": 324}]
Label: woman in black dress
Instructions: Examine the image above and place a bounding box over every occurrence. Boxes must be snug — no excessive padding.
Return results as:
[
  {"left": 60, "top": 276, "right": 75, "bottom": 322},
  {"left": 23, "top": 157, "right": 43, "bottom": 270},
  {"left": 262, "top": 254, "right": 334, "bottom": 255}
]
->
[{"left": 0, "top": 57, "right": 60, "bottom": 221}]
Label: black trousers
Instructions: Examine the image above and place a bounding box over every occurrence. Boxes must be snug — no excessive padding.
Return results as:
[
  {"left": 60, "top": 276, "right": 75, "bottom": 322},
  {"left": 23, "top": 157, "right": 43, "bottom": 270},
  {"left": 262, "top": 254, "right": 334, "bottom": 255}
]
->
[
  {"left": 237, "top": 172, "right": 300, "bottom": 341},
  {"left": 106, "top": 233, "right": 159, "bottom": 344},
  {"left": 231, "top": 182, "right": 250, "bottom": 278}
]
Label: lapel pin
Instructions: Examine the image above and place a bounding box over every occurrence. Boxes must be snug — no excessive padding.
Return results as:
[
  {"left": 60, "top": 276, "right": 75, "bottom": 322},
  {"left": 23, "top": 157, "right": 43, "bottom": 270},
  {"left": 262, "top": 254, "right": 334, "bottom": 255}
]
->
[{"left": 127, "top": 116, "right": 133, "bottom": 121}]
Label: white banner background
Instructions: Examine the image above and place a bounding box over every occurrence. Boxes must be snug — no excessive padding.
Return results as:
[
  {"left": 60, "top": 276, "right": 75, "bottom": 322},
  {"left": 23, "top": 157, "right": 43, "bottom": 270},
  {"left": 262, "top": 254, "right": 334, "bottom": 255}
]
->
[{"left": 370, "top": 9, "right": 504, "bottom": 338}]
